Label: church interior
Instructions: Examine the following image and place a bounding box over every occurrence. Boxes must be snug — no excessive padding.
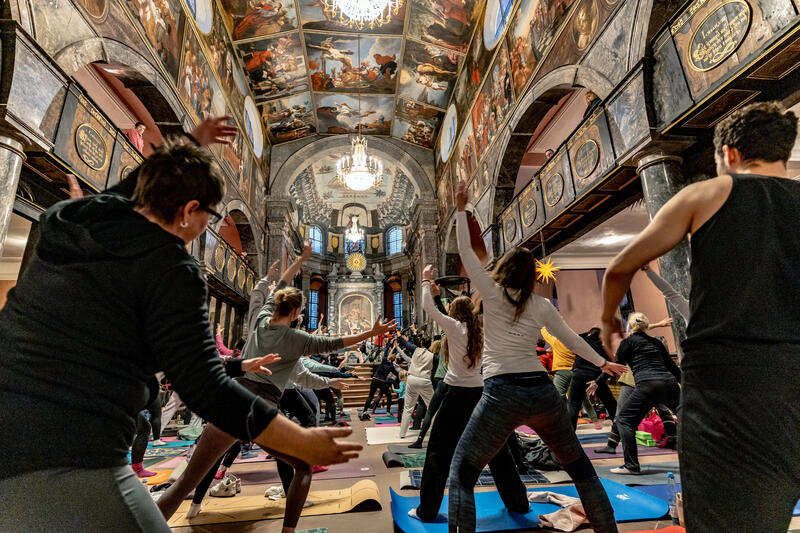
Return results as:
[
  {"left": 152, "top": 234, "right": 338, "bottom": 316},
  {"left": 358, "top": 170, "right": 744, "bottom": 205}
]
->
[{"left": 2, "top": 0, "right": 800, "bottom": 531}]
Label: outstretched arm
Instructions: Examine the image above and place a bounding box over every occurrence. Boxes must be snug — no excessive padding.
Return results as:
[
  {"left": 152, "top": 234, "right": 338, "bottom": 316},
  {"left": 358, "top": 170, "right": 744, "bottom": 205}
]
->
[
  {"left": 643, "top": 265, "right": 690, "bottom": 322},
  {"left": 282, "top": 242, "right": 312, "bottom": 284}
]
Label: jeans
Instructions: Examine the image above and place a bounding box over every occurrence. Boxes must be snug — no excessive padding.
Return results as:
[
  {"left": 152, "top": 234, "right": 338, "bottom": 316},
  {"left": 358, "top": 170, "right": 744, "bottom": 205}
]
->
[
  {"left": 680, "top": 364, "right": 800, "bottom": 532},
  {"left": 616, "top": 379, "right": 680, "bottom": 470},
  {"left": 567, "top": 370, "right": 617, "bottom": 427},
  {"left": 0, "top": 466, "right": 171, "bottom": 532},
  {"left": 416, "top": 385, "right": 523, "bottom": 522},
  {"left": 415, "top": 379, "right": 448, "bottom": 443},
  {"left": 448, "top": 372, "right": 617, "bottom": 533},
  {"left": 399, "top": 375, "right": 434, "bottom": 438}
]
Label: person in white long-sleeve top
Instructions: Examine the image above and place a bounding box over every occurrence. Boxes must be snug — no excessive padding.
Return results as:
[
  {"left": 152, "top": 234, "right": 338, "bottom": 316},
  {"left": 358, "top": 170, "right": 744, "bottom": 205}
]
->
[{"left": 446, "top": 181, "right": 626, "bottom": 533}]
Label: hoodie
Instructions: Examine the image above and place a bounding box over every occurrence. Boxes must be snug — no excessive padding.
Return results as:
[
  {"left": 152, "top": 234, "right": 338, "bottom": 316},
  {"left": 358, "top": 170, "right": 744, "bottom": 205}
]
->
[{"left": 0, "top": 193, "right": 277, "bottom": 479}]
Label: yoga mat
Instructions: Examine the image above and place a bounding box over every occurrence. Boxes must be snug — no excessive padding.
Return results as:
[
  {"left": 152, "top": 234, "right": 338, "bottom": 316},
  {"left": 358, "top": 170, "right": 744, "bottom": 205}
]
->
[
  {"left": 143, "top": 447, "right": 187, "bottom": 458},
  {"left": 387, "top": 444, "right": 427, "bottom": 455},
  {"left": 383, "top": 452, "right": 405, "bottom": 468},
  {"left": 575, "top": 425, "right": 610, "bottom": 435},
  {"left": 518, "top": 433, "right": 609, "bottom": 445},
  {"left": 236, "top": 463, "right": 375, "bottom": 485},
  {"left": 149, "top": 456, "right": 186, "bottom": 470},
  {"left": 401, "top": 454, "right": 426, "bottom": 468},
  {"left": 147, "top": 440, "right": 193, "bottom": 448},
  {"left": 161, "top": 436, "right": 195, "bottom": 443},
  {"left": 297, "top": 529, "right": 328, "bottom": 533},
  {"left": 366, "top": 426, "right": 419, "bottom": 445},
  {"left": 376, "top": 422, "right": 400, "bottom": 427},
  {"left": 635, "top": 484, "right": 800, "bottom": 517},
  {"left": 402, "top": 468, "right": 572, "bottom": 489},
  {"left": 233, "top": 452, "right": 272, "bottom": 464},
  {"left": 168, "top": 479, "right": 382, "bottom": 527},
  {"left": 144, "top": 470, "right": 172, "bottom": 486},
  {"left": 357, "top": 407, "right": 398, "bottom": 416},
  {"left": 143, "top": 458, "right": 163, "bottom": 469},
  {"left": 376, "top": 416, "right": 397, "bottom": 422},
  {"left": 595, "top": 462, "right": 680, "bottom": 486},
  {"left": 585, "top": 445, "right": 677, "bottom": 459},
  {"left": 390, "top": 478, "right": 668, "bottom": 532}
]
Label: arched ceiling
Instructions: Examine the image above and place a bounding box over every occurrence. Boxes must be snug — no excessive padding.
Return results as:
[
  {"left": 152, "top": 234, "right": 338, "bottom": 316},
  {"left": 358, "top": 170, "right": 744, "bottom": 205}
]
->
[{"left": 205, "top": 0, "right": 487, "bottom": 150}]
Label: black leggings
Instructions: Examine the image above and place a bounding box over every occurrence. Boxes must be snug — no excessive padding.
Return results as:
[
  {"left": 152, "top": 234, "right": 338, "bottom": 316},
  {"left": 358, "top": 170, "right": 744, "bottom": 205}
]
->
[
  {"left": 416, "top": 379, "right": 446, "bottom": 442},
  {"left": 192, "top": 441, "right": 241, "bottom": 504},
  {"left": 567, "top": 371, "right": 617, "bottom": 427},
  {"left": 617, "top": 379, "right": 681, "bottom": 470},
  {"left": 362, "top": 379, "right": 392, "bottom": 413},
  {"left": 131, "top": 411, "right": 151, "bottom": 465},
  {"left": 277, "top": 389, "right": 317, "bottom": 493},
  {"left": 314, "top": 388, "right": 337, "bottom": 421}
]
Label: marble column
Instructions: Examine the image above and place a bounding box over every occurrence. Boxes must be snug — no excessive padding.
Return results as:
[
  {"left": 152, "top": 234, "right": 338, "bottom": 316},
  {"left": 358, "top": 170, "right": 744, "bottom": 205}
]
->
[
  {"left": 637, "top": 153, "right": 691, "bottom": 355},
  {"left": 0, "top": 132, "right": 27, "bottom": 258},
  {"left": 301, "top": 265, "right": 311, "bottom": 325}
]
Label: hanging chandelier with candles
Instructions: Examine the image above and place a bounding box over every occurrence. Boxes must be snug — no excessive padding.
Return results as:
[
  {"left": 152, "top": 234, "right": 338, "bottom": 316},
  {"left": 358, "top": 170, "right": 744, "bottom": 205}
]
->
[
  {"left": 322, "top": 0, "right": 403, "bottom": 29},
  {"left": 336, "top": 135, "right": 384, "bottom": 191}
]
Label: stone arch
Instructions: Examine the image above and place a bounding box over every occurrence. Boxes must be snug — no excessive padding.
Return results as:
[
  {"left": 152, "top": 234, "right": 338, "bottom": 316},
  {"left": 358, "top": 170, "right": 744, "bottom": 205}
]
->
[
  {"left": 628, "top": 0, "right": 687, "bottom": 67},
  {"left": 221, "top": 199, "right": 264, "bottom": 275},
  {"left": 485, "top": 65, "right": 614, "bottom": 228},
  {"left": 52, "top": 38, "right": 189, "bottom": 134},
  {"left": 271, "top": 135, "right": 435, "bottom": 200}
]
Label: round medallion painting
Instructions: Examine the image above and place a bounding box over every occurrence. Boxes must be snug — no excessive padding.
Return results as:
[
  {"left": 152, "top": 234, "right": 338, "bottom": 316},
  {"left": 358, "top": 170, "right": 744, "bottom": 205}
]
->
[
  {"left": 484, "top": 0, "right": 514, "bottom": 50},
  {"left": 440, "top": 105, "right": 457, "bottom": 163},
  {"left": 188, "top": 0, "right": 213, "bottom": 34},
  {"left": 244, "top": 96, "right": 264, "bottom": 158}
]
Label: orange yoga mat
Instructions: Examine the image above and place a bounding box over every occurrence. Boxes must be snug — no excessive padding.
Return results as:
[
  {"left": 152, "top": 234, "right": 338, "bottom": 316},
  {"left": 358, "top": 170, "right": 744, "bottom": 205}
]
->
[{"left": 628, "top": 527, "right": 684, "bottom": 533}]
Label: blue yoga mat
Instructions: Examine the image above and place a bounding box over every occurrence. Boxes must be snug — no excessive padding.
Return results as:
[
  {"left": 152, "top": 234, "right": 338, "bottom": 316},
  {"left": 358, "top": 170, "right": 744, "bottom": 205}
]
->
[
  {"left": 577, "top": 433, "right": 610, "bottom": 444},
  {"left": 635, "top": 484, "right": 800, "bottom": 517},
  {"left": 391, "top": 478, "right": 668, "bottom": 532},
  {"left": 147, "top": 440, "right": 194, "bottom": 448}
]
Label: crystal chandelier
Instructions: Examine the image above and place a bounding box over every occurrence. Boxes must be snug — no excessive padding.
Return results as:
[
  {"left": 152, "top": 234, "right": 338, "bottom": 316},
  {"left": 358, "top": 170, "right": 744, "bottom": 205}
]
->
[
  {"left": 336, "top": 135, "right": 383, "bottom": 191},
  {"left": 322, "top": 0, "right": 403, "bottom": 29},
  {"left": 345, "top": 214, "right": 364, "bottom": 242}
]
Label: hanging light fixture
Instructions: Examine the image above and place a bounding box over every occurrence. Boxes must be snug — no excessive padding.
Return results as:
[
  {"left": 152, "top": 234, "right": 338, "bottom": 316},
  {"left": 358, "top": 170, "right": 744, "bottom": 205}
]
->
[
  {"left": 322, "top": 0, "right": 403, "bottom": 29},
  {"left": 336, "top": 135, "right": 383, "bottom": 191}
]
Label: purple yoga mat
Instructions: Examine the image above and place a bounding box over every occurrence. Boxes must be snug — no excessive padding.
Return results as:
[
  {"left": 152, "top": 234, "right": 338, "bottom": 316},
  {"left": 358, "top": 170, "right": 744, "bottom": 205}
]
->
[
  {"left": 233, "top": 452, "right": 273, "bottom": 464},
  {"left": 585, "top": 445, "right": 677, "bottom": 459},
  {"left": 236, "top": 462, "right": 375, "bottom": 485}
]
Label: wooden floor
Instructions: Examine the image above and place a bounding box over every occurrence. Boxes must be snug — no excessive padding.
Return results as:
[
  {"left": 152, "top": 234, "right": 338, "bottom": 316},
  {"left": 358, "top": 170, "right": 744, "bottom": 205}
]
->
[{"left": 170, "top": 414, "right": 800, "bottom": 533}]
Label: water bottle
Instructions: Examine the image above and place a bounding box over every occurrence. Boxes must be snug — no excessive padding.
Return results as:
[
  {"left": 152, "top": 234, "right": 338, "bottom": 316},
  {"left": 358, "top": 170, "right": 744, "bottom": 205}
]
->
[{"left": 667, "top": 472, "right": 680, "bottom": 524}]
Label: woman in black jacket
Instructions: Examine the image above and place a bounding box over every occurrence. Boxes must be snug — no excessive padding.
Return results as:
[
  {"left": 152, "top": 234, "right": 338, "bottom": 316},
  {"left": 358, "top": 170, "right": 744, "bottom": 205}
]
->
[
  {"left": 566, "top": 327, "right": 618, "bottom": 427},
  {"left": 610, "top": 313, "right": 681, "bottom": 474},
  {"left": 0, "top": 121, "right": 359, "bottom": 532}
]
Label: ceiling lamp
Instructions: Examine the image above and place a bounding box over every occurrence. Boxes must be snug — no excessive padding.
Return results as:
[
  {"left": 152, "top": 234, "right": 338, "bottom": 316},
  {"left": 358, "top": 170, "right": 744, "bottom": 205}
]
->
[
  {"left": 323, "top": 0, "right": 403, "bottom": 29},
  {"left": 336, "top": 135, "right": 383, "bottom": 191}
]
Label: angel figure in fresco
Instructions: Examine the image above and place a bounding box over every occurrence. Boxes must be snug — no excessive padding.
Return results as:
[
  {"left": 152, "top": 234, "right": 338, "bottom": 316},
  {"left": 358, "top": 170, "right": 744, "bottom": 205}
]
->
[
  {"left": 415, "top": 63, "right": 452, "bottom": 91},
  {"left": 234, "top": 0, "right": 290, "bottom": 39},
  {"left": 316, "top": 38, "right": 356, "bottom": 72}
]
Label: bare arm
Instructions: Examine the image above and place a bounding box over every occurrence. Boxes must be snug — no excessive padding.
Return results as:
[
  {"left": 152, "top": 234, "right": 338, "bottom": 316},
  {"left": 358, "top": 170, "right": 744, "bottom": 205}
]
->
[
  {"left": 340, "top": 317, "right": 398, "bottom": 348},
  {"left": 281, "top": 242, "right": 312, "bottom": 284}
]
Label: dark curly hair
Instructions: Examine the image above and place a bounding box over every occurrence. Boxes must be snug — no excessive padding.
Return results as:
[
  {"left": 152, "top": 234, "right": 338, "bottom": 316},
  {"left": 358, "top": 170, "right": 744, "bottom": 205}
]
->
[{"left": 713, "top": 102, "right": 798, "bottom": 164}]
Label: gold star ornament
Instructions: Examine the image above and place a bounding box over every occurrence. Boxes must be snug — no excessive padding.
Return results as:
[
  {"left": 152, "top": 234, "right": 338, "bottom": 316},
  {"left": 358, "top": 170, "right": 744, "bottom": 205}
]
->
[{"left": 535, "top": 257, "right": 560, "bottom": 284}]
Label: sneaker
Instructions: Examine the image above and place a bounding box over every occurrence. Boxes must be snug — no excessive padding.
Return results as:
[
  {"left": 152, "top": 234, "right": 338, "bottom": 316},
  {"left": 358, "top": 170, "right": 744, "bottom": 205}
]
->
[
  {"left": 593, "top": 446, "right": 618, "bottom": 455},
  {"left": 408, "top": 508, "right": 421, "bottom": 521},
  {"left": 151, "top": 439, "right": 167, "bottom": 447},
  {"left": 186, "top": 503, "right": 202, "bottom": 518},
  {"left": 360, "top": 413, "right": 371, "bottom": 421},
  {"left": 312, "top": 465, "right": 328, "bottom": 474},
  {"left": 609, "top": 466, "right": 641, "bottom": 474},
  {"left": 210, "top": 477, "right": 238, "bottom": 497},
  {"left": 240, "top": 450, "right": 257, "bottom": 460},
  {"left": 264, "top": 486, "right": 285, "bottom": 500},
  {"left": 408, "top": 440, "right": 424, "bottom": 449}
]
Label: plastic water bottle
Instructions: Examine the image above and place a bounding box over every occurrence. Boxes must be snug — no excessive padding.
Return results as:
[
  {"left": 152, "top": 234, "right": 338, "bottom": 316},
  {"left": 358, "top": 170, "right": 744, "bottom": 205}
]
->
[{"left": 667, "top": 472, "right": 680, "bottom": 524}]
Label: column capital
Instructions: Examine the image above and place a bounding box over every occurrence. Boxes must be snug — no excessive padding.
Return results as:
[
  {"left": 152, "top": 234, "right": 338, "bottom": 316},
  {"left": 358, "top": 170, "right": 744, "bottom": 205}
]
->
[
  {"left": 0, "top": 129, "right": 28, "bottom": 160},
  {"left": 632, "top": 136, "right": 696, "bottom": 173}
]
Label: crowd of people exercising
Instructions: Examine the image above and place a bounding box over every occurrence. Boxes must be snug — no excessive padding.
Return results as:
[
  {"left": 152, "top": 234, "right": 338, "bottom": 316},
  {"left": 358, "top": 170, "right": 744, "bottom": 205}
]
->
[{"left": 1, "top": 102, "right": 799, "bottom": 533}]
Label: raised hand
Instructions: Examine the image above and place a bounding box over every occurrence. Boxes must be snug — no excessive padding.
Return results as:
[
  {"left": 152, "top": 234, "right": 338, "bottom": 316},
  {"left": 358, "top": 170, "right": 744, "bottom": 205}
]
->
[
  {"left": 241, "top": 354, "right": 281, "bottom": 374},
  {"left": 371, "top": 315, "right": 399, "bottom": 337},
  {"left": 422, "top": 264, "right": 435, "bottom": 282},
  {"left": 66, "top": 174, "right": 83, "bottom": 199},
  {"left": 601, "top": 361, "right": 627, "bottom": 376},
  {"left": 215, "top": 323, "right": 223, "bottom": 336},
  {"left": 300, "top": 241, "right": 312, "bottom": 262},
  {"left": 430, "top": 281, "right": 441, "bottom": 297},
  {"left": 586, "top": 381, "right": 598, "bottom": 397},
  {"left": 296, "top": 427, "right": 362, "bottom": 466},
  {"left": 190, "top": 116, "right": 237, "bottom": 146},
  {"left": 267, "top": 259, "right": 280, "bottom": 280}
]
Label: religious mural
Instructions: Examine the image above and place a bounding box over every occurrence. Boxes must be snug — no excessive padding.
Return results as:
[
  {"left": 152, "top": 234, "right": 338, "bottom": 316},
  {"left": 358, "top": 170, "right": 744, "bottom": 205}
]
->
[
  {"left": 298, "top": 0, "right": 407, "bottom": 34},
  {"left": 470, "top": 42, "right": 513, "bottom": 157},
  {"left": 219, "top": 0, "right": 298, "bottom": 40},
  {"left": 306, "top": 34, "right": 400, "bottom": 94},
  {"left": 506, "top": 0, "right": 539, "bottom": 94},
  {"left": 263, "top": 92, "right": 317, "bottom": 143},
  {"left": 238, "top": 33, "right": 309, "bottom": 100},
  {"left": 123, "top": 0, "right": 185, "bottom": 80},
  {"left": 396, "top": 40, "right": 461, "bottom": 109},
  {"left": 339, "top": 294, "right": 374, "bottom": 334},
  {"left": 407, "top": 0, "right": 486, "bottom": 53},
  {"left": 179, "top": 26, "right": 227, "bottom": 122},
  {"left": 454, "top": 116, "right": 477, "bottom": 184},
  {"left": 315, "top": 94, "right": 393, "bottom": 135},
  {"left": 392, "top": 99, "right": 444, "bottom": 148},
  {"left": 202, "top": 7, "right": 247, "bottom": 123}
]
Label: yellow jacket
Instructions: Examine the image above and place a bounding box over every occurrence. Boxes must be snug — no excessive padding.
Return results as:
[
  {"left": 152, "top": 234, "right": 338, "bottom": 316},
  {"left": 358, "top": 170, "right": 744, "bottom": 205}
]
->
[{"left": 541, "top": 327, "right": 575, "bottom": 371}]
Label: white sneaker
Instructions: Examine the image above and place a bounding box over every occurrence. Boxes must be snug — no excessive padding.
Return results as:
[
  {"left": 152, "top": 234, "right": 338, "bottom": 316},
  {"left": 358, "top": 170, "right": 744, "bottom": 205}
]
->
[
  {"left": 303, "top": 499, "right": 315, "bottom": 508},
  {"left": 210, "top": 477, "right": 238, "bottom": 497},
  {"left": 609, "top": 466, "right": 641, "bottom": 474},
  {"left": 224, "top": 474, "right": 241, "bottom": 493},
  {"left": 151, "top": 439, "right": 167, "bottom": 447},
  {"left": 186, "top": 503, "right": 202, "bottom": 518},
  {"left": 408, "top": 508, "right": 421, "bottom": 521}
]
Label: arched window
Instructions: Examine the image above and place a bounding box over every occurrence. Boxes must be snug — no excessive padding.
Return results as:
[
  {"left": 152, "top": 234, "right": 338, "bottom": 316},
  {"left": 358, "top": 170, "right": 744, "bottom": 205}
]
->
[
  {"left": 393, "top": 291, "right": 403, "bottom": 328},
  {"left": 308, "top": 289, "right": 320, "bottom": 330},
  {"left": 387, "top": 226, "right": 403, "bottom": 255},
  {"left": 309, "top": 225, "right": 323, "bottom": 255}
]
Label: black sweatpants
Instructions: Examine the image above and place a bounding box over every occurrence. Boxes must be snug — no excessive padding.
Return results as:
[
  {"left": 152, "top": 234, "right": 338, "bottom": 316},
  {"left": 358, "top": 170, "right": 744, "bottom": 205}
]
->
[
  {"left": 131, "top": 411, "right": 150, "bottom": 465},
  {"left": 416, "top": 379, "right": 448, "bottom": 442},
  {"left": 616, "top": 379, "right": 680, "bottom": 470},
  {"left": 680, "top": 363, "right": 800, "bottom": 532},
  {"left": 363, "top": 379, "right": 392, "bottom": 413},
  {"left": 566, "top": 370, "right": 617, "bottom": 427},
  {"left": 315, "top": 387, "right": 337, "bottom": 421},
  {"left": 278, "top": 388, "right": 317, "bottom": 491}
]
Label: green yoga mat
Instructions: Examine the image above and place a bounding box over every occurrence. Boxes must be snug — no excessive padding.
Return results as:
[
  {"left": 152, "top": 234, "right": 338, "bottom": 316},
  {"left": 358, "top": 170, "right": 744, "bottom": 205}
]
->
[
  {"left": 401, "top": 453, "right": 426, "bottom": 468},
  {"left": 376, "top": 416, "right": 396, "bottom": 422}
]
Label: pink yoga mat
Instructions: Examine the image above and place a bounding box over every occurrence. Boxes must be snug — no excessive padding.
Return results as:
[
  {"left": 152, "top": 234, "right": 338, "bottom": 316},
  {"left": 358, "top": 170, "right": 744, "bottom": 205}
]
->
[
  {"left": 585, "top": 445, "right": 677, "bottom": 459},
  {"left": 151, "top": 456, "right": 186, "bottom": 470},
  {"left": 376, "top": 422, "right": 400, "bottom": 427},
  {"left": 236, "top": 462, "right": 375, "bottom": 485},
  {"left": 233, "top": 452, "right": 273, "bottom": 464}
]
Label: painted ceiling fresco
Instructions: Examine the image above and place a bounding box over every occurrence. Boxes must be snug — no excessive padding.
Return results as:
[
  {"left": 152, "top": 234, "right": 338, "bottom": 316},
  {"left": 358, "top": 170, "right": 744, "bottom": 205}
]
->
[
  {"left": 289, "top": 155, "right": 417, "bottom": 227},
  {"left": 210, "top": 0, "right": 487, "bottom": 148}
]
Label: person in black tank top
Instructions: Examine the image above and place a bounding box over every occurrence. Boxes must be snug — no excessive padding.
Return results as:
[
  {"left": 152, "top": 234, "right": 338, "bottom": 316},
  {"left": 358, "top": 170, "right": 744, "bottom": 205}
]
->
[{"left": 599, "top": 102, "right": 800, "bottom": 532}]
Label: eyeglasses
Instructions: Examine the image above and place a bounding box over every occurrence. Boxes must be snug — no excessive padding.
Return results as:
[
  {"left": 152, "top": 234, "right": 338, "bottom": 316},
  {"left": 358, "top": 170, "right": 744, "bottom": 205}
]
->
[{"left": 203, "top": 206, "right": 223, "bottom": 224}]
